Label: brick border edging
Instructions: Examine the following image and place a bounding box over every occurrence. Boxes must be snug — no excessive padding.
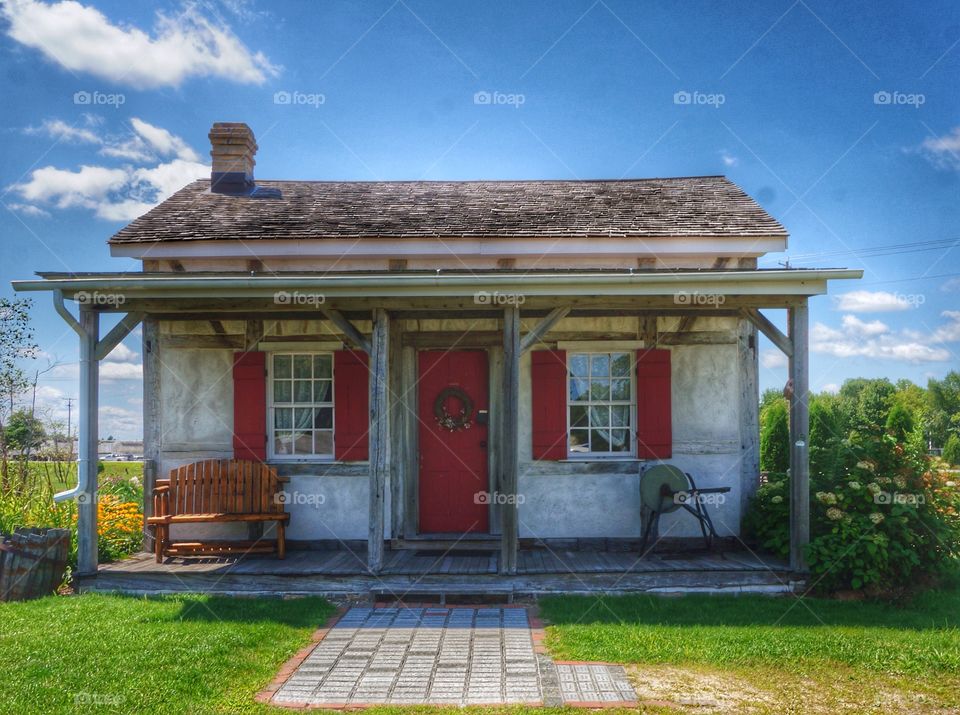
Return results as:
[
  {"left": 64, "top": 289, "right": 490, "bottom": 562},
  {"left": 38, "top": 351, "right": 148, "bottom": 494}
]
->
[{"left": 255, "top": 606, "right": 348, "bottom": 707}]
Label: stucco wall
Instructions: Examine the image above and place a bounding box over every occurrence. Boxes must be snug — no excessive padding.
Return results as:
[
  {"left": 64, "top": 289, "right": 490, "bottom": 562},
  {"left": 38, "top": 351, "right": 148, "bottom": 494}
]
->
[{"left": 153, "top": 315, "right": 748, "bottom": 543}]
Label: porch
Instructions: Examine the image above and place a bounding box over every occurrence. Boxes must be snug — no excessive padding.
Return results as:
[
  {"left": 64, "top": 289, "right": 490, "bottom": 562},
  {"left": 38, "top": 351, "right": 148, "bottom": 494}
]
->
[{"left": 80, "top": 547, "right": 796, "bottom": 598}]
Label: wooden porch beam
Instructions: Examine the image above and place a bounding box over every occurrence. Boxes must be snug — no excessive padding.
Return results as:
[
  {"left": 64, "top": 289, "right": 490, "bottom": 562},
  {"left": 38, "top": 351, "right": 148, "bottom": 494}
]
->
[
  {"left": 320, "top": 308, "right": 372, "bottom": 353},
  {"left": 367, "top": 308, "right": 389, "bottom": 573},
  {"left": 788, "top": 300, "right": 810, "bottom": 572},
  {"left": 93, "top": 312, "right": 144, "bottom": 361},
  {"left": 519, "top": 306, "right": 571, "bottom": 354},
  {"left": 742, "top": 308, "right": 793, "bottom": 358},
  {"left": 500, "top": 306, "right": 520, "bottom": 575}
]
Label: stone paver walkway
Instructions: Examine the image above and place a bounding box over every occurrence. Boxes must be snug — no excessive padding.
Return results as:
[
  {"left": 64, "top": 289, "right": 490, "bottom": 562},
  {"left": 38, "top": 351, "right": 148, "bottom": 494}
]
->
[
  {"left": 273, "top": 607, "right": 543, "bottom": 706},
  {"left": 555, "top": 663, "right": 638, "bottom": 705}
]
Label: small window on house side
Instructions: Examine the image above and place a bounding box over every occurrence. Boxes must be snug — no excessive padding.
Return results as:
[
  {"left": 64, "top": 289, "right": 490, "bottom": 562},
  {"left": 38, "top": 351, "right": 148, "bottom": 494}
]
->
[
  {"left": 568, "top": 352, "right": 634, "bottom": 456},
  {"left": 269, "top": 353, "right": 334, "bottom": 459}
]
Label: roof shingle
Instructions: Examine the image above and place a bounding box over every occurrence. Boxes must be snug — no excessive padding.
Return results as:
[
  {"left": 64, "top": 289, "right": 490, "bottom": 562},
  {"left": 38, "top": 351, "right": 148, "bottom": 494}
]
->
[{"left": 108, "top": 176, "right": 787, "bottom": 244}]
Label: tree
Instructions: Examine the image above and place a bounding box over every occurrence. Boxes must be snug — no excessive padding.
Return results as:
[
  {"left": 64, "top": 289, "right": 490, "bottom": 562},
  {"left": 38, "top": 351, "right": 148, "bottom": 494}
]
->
[
  {"left": 927, "top": 372, "right": 960, "bottom": 447},
  {"left": 760, "top": 398, "right": 790, "bottom": 474},
  {"left": 3, "top": 409, "right": 45, "bottom": 452},
  {"left": 886, "top": 403, "right": 915, "bottom": 441},
  {"left": 0, "top": 298, "right": 38, "bottom": 485},
  {"left": 943, "top": 434, "right": 960, "bottom": 467},
  {"left": 809, "top": 394, "right": 842, "bottom": 480}
]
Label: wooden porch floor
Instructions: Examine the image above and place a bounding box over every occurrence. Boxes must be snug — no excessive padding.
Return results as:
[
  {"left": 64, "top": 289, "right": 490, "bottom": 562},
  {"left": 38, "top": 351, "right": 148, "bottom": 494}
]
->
[{"left": 81, "top": 548, "right": 799, "bottom": 598}]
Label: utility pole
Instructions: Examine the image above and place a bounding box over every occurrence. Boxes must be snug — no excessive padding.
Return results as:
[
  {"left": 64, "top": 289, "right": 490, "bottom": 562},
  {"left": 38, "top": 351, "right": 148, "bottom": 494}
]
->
[{"left": 64, "top": 397, "right": 74, "bottom": 459}]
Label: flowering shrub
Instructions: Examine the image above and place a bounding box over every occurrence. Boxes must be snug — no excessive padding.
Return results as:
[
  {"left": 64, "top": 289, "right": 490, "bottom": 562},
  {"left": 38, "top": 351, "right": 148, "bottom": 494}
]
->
[
  {"left": 77, "top": 494, "right": 143, "bottom": 563},
  {"left": 745, "top": 430, "right": 960, "bottom": 594}
]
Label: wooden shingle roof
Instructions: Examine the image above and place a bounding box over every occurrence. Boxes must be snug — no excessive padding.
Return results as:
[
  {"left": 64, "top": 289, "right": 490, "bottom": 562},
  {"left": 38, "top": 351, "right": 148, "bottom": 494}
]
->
[{"left": 108, "top": 176, "right": 787, "bottom": 244}]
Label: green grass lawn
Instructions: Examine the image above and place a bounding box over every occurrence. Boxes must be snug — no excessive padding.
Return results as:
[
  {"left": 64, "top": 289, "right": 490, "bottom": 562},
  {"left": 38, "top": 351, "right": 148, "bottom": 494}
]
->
[
  {"left": 541, "top": 585, "right": 960, "bottom": 713},
  {"left": 0, "top": 594, "right": 334, "bottom": 714},
  {"left": 3, "top": 589, "right": 960, "bottom": 714}
]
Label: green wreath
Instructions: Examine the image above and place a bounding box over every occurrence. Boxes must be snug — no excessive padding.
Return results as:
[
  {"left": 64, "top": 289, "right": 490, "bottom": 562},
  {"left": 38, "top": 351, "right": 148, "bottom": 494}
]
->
[{"left": 434, "top": 386, "right": 474, "bottom": 432}]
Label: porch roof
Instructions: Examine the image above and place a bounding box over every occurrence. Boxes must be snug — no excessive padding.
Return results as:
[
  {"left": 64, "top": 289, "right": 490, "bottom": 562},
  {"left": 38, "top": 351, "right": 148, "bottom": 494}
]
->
[{"left": 13, "top": 268, "right": 861, "bottom": 304}]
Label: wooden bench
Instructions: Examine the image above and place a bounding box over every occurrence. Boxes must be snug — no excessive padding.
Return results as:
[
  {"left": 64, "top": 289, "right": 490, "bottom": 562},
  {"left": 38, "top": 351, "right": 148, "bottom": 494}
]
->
[{"left": 148, "top": 459, "right": 290, "bottom": 562}]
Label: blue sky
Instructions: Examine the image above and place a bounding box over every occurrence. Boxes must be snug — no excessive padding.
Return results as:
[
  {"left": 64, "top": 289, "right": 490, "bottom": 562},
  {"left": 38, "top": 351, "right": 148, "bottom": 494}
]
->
[{"left": 1, "top": 0, "right": 958, "bottom": 439}]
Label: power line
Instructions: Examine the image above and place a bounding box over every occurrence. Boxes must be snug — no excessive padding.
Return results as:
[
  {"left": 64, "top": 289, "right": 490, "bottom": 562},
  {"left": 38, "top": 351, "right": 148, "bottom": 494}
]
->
[{"left": 784, "top": 237, "right": 959, "bottom": 263}]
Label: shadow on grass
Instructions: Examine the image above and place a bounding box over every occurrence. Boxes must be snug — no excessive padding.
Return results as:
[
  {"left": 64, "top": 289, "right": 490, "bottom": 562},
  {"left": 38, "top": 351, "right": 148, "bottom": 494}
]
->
[{"left": 102, "top": 592, "right": 336, "bottom": 628}]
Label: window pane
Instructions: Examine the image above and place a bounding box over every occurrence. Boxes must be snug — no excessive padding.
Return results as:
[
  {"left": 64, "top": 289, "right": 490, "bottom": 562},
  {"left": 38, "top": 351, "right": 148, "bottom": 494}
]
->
[
  {"left": 313, "top": 355, "right": 332, "bottom": 378},
  {"left": 274, "top": 355, "right": 292, "bottom": 379},
  {"left": 294, "top": 380, "right": 312, "bottom": 402},
  {"left": 590, "top": 379, "right": 610, "bottom": 401},
  {"left": 293, "top": 431, "right": 312, "bottom": 454},
  {"left": 275, "top": 408, "right": 292, "bottom": 430},
  {"left": 592, "top": 429, "right": 611, "bottom": 452},
  {"left": 274, "top": 380, "right": 292, "bottom": 403},
  {"left": 570, "top": 378, "right": 589, "bottom": 402},
  {"left": 569, "top": 354, "right": 589, "bottom": 377},
  {"left": 610, "top": 429, "right": 630, "bottom": 452},
  {"left": 611, "top": 353, "right": 631, "bottom": 376},
  {"left": 611, "top": 378, "right": 630, "bottom": 401},
  {"left": 314, "top": 379, "right": 332, "bottom": 403},
  {"left": 315, "top": 431, "right": 333, "bottom": 455},
  {"left": 569, "top": 405, "right": 588, "bottom": 428},
  {"left": 274, "top": 432, "right": 293, "bottom": 455},
  {"left": 612, "top": 405, "right": 630, "bottom": 427},
  {"left": 570, "top": 429, "right": 589, "bottom": 452},
  {"left": 315, "top": 407, "right": 333, "bottom": 429},
  {"left": 590, "top": 354, "right": 609, "bottom": 377},
  {"left": 589, "top": 405, "right": 609, "bottom": 428},
  {"left": 293, "top": 355, "right": 312, "bottom": 379},
  {"left": 294, "top": 408, "right": 312, "bottom": 429}
]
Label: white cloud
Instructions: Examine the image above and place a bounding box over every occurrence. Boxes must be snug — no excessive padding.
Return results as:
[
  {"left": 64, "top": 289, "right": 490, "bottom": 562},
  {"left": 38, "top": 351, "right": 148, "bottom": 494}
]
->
[
  {"left": 720, "top": 151, "right": 738, "bottom": 167},
  {"left": 942, "top": 277, "right": 960, "bottom": 292},
  {"left": 820, "top": 383, "right": 840, "bottom": 394},
  {"left": 100, "top": 362, "right": 143, "bottom": 380},
  {"left": 833, "top": 290, "right": 916, "bottom": 313},
  {"left": 1, "top": 0, "right": 278, "bottom": 89},
  {"left": 920, "top": 126, "right": 960, "bottom": 170},
  {"left": 760, "top": 350, "right": 787, "bottom": 369},
  {"left": 811, "top": 313, "right": 955, "bottom": 363},
  {"left": 105, "top": 342, "right": 139, "bottom": 364},
  {"left": 11, "top": 119, "right": 208, "bottom": 221},
  {"left": 99, "top": 405, "right": 141, "bottom": 437},
  {"left": 6, "top": 202, "right": 51, "bottom": 217},
  {"left": 932, "top": 311, "right": 960, "bottom": 344},
  {"left": 25, "top": 118, "right": 100, "bottom": 144}
]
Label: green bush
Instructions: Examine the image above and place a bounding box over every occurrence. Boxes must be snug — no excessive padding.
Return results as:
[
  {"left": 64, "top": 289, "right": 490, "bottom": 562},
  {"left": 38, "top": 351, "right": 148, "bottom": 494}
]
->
[
  {"left": 943, "top": 434, "right": 960, "bottom": 467},
  {"left": 760, "top": 398, "right": 789, "bottom": 473},
  {"left": 741, "top": 474, "right": 790, "bottom": 559}
]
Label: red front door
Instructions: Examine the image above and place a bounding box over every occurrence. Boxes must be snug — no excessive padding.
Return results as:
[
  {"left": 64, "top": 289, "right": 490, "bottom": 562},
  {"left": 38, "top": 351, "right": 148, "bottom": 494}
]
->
[{"left": 418, "top": 350, "right": 489, "bottom": 534}]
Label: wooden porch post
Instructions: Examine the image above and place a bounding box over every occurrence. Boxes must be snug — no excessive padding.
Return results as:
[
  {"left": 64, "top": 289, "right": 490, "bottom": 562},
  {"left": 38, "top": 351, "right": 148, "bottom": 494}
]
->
[
  {"left": 368, "top": 308, "right": 389, "bottom": 573},
  {"left": 76, "top": 307, "right": 100, "bottom": 576},
  {"left": 500, "top": 305, "right": 520, "bottom": 575},
  {"left": 141, "top": 318, "right": 161, "bottom": 552},
  {"left": 788, "top": 300, "right": 810, "bottom": 571}
]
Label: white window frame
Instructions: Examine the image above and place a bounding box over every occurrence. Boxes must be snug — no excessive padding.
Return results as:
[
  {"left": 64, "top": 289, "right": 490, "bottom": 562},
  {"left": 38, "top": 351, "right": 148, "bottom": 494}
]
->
[
  {"left": 267, "top": 351, "right": 335, "bottom": 462},
  {"left": 566, "top": 351, "right": 636, "bottom": 459}
]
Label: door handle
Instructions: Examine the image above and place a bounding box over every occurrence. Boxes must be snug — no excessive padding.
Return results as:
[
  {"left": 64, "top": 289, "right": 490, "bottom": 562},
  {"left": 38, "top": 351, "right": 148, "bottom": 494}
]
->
[{"left": 480, "top": 441, "right": 487, "bottom": 448}]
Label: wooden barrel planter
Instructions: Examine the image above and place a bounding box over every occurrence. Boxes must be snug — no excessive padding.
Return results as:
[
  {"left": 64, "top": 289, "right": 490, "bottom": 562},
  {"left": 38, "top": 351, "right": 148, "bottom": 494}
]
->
[{"left": 0, "top": 527, "right": 71, "bottom": 602}]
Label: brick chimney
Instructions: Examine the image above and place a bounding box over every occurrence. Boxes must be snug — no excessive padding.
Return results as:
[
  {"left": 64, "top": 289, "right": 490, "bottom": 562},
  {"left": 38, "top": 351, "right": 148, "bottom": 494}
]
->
[{"left": 209, "top": 122, "right": 257, "bottom": 194}]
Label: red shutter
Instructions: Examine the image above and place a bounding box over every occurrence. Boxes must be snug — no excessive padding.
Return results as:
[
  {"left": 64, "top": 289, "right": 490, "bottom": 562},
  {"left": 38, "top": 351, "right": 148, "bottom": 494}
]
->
[
  {"left": 636, "top": 348, "right": 672, "bottom": 459},
  {"left": 334, "top": 350, "right": 369, "bottom": 461},
  {"left": 233, "top": 351, "right": 266, "bottom": 461},
  {"left": 531, "top": 350, "right": 568, "bottom": 460}
]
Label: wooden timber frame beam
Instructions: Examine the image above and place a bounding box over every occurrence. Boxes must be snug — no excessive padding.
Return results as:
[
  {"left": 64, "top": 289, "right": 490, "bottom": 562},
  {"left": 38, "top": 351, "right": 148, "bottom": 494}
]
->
[
  {"left": 742, "top": 308, "right": 793, "bottom": 358},
  {"left": 788, "top": 300, "right": 810, "bottom": 572},
  {"left": 519, "top": 306, "right": 571, "bottom": 354},
  {"left": 500, "top": 305, "right": 521, "bottom": 574},
  {"left": 319, "top": 308, "right": 371, "bottom": 353},
  {"left": 51, "top": 291, "right": 144, "bottom": 576},
  {"left": 367, "top": 308, "right": 389, "bottom": 573}
]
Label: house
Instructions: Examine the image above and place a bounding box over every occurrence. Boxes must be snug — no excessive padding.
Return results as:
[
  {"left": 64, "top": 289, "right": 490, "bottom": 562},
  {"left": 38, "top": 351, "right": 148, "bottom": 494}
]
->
[{"left": 13, "top": 123, "right": 861, "bottom": 580}]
